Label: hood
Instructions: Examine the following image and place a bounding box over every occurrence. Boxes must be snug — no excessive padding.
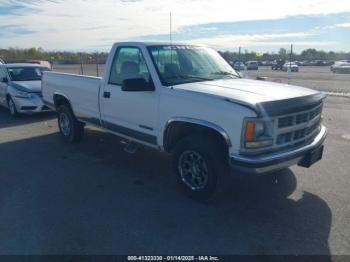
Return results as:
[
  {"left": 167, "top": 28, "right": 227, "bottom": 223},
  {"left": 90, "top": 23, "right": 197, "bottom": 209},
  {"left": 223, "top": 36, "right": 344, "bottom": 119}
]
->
[
  {"left": 10, "top": 81, "right": 42, "bottom": 93},
  {"left": 175, "top": 79, "right": 325, "bottom": 116}
]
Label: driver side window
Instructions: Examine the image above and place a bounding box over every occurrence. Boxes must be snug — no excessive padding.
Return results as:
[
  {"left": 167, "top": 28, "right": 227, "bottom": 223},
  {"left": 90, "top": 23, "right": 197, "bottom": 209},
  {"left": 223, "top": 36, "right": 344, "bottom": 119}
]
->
[
  {"left": 109, "top": 47, "right": 150, "bottom": 86},
  {"left": 0, "top": 67, "right": 6, "bottom": 80}
]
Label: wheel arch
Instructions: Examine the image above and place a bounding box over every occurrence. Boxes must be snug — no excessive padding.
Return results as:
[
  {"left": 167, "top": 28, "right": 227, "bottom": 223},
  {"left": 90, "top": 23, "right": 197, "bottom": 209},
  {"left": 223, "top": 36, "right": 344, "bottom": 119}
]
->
[
  {"left": 53, "top": 93, "right": 73, "bottom": 111},
  {"left": 163, "top": 117, "right": 232, "bottom": 154}
]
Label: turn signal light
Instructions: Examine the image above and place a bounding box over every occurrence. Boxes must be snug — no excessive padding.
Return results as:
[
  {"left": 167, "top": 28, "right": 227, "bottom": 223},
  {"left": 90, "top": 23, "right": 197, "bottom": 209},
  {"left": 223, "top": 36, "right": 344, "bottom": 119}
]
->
[{"left": 245, "top": 121, "right": 255, "bottom": 141}]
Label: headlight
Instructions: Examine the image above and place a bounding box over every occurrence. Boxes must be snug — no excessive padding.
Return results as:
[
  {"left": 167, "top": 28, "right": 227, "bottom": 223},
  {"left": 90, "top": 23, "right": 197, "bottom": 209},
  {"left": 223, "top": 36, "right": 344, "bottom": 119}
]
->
[
  {"left": 14, "top": 90, "right": 32, "bottom": 99},
  {"left": 243, "top": 119, "right": 274, "bottom": 149}
]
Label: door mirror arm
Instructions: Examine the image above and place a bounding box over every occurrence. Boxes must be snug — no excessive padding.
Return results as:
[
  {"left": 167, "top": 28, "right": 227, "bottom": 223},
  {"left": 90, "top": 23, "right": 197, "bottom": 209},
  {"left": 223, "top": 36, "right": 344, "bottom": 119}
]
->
[{"left": 1, "top": 77, "right": 8, "bottom": 83}]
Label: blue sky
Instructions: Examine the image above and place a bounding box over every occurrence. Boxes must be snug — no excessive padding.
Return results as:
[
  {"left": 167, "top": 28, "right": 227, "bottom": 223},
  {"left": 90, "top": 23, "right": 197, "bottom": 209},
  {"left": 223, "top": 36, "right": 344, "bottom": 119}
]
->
[{"left": 0, "top": 0, "right": 350, "bottom": 52}]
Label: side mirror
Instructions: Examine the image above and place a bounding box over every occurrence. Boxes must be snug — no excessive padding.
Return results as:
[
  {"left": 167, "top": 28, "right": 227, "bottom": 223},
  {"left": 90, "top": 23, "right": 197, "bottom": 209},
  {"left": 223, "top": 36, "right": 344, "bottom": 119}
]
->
[
  {"left": 122, "top": 78, "right": 155, "bottom": 92},
  {"left": 1, "top": 77, "right": 8, "bottom": 83}
]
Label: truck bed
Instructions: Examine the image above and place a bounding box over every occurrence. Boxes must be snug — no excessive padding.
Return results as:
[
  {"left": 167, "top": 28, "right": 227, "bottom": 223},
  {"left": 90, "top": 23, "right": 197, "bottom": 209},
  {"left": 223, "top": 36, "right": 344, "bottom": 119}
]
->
[{"left": 42, "top": 71, "right": 102, "bottom": 123}]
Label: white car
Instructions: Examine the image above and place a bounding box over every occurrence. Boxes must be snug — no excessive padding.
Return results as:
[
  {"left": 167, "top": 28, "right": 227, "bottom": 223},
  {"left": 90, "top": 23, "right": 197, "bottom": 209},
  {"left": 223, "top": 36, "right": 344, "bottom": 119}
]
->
[
  {"left": 331, "top": 61, "right": 350, "bottom": 73},
  {"left": 283, "top": 62, "right": 299, "bottom": 72},
  {"left": 42, "top": 42, "right": 327, "bottom": 200},
  {"left": 0, "top": 63, "right": 51, "bottom": 116}
]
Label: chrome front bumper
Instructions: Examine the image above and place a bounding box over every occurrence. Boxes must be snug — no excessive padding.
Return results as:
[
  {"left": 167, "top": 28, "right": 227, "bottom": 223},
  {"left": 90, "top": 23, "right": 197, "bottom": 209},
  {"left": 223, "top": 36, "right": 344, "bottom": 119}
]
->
[{"left": 229, "top": 125, "right": 327, "bottom": 175}]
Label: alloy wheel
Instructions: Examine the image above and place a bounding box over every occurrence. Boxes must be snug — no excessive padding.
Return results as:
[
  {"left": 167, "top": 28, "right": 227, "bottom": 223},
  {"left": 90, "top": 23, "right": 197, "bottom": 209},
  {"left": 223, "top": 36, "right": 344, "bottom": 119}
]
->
[{"left": 178, "top": 150, "right": 209, "bottom": 190}]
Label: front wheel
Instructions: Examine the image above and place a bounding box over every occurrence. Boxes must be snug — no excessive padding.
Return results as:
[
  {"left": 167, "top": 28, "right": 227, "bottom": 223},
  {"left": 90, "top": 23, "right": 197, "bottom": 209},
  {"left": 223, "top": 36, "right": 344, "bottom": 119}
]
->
[
  {"left": 57, "top": 104, "right": 84, "bottom": 143},
  {"left": 172, "top": 134, "right": 228, "bottom": 200},
  {"left": 7, "top": 97, "right": 19, "bottom": 117}
]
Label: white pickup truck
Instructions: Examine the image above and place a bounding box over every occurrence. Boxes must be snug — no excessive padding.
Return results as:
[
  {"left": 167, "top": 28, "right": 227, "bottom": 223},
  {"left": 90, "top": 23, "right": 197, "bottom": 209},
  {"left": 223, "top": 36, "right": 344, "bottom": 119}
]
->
[{"left": 42, "top": 42, "right": 327, "bottom": 199}]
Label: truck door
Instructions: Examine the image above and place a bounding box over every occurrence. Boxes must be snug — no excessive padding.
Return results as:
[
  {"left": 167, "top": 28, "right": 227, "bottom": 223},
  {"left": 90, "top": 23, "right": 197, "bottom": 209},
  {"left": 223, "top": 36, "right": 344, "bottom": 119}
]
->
[{"left": 100, "top": 46, "right": 159, "bottom": 146}]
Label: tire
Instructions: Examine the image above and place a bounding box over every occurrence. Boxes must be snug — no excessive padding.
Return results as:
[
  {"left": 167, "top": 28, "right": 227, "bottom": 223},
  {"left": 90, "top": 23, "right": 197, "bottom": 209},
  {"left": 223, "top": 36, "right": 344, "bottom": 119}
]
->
[
  {"left": 57, "top": 104, "right": 84, "bottom": 143},
  {"left": 172, "top": 134, "right": 229, "bottom": 200},
  {"left": 7, "top": 97, "right": 19, "bottom": 117}
]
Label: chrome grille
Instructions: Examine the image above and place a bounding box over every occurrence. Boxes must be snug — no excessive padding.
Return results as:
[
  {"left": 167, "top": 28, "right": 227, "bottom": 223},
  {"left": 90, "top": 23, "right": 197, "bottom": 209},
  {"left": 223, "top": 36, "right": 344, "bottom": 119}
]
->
[
  {"left": 278, "top": 116, "right": 294, "bottom": 128},
  {"left": 276, "top": 103, "right": 323, "bottom": 147},
  {"left": 296, "top": 113, "right": 308, "bottom": 124}
]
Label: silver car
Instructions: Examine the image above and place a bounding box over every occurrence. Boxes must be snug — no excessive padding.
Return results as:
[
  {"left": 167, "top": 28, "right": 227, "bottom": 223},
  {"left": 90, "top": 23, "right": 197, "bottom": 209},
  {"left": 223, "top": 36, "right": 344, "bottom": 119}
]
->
[
  {"left": 246, "top": 61, "right": 259, "bottom": 70},
  {"left": 0, "top": 63, "right": 51, "bottom": 116},
  {"left": 233, "top": 61, "right": 245, "bottom": 71}
]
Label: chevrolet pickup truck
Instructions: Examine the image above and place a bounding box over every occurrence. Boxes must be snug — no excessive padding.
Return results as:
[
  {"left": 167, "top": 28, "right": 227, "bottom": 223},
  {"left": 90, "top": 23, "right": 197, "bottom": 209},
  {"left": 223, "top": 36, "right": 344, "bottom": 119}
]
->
[{"left": 42, "top": 42, "right": 327, "bottom": 200}]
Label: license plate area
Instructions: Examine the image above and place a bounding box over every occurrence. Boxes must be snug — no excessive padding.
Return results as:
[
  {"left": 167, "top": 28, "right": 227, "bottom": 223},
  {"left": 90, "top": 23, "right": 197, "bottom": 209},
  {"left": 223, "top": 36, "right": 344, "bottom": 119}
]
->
[{"left": 298, "top": 145, "right": 324, "bottom": 168}]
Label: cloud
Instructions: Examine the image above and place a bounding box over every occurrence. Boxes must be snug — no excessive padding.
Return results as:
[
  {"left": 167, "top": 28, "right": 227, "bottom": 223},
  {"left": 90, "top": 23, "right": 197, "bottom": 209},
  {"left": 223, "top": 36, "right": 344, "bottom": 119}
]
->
[
  {"left": 0, "top": 24, "right": 36, "bottom": 37},
  {"left": 0, "top": 0, "right": 52, "bottom": 16},
  {"left": 0, "top": 0, "right": 349, "bottom": 51},
  {"left": 184, "top": 32, "right": 328, "bottom": 49},
  {"left": 334, "top": 22, "right": 350, "bottom": 28}
]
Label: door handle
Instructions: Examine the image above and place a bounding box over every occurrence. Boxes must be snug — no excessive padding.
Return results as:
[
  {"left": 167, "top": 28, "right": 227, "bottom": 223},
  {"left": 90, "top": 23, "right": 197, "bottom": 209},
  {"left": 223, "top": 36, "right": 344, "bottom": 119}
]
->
[{"left": 103, "top": 91, "right": 111, "bottom": 98}]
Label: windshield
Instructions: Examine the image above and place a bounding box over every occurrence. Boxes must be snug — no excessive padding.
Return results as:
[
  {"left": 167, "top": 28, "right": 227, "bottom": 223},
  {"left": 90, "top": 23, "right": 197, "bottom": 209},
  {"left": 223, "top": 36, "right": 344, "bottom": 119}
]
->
[
  {"left": 6, "top": 66, "right": 49, "bottom": 81},
  {"left": 148, "top": 45, "right": 239, "bottom": 86}
]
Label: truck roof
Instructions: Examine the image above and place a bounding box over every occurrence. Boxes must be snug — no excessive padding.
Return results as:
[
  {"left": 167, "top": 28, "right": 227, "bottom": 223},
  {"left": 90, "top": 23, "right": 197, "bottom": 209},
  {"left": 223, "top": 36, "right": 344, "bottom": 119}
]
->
[{"left": 113, "top": 41, "right": 202, "bottom": 47}]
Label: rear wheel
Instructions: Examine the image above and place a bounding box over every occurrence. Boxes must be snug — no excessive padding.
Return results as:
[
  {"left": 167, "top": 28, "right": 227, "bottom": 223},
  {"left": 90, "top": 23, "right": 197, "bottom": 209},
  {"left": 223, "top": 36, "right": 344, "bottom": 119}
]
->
[
  {"left": 172, "top": 134, "right": 229, "bottom": 200},
  {"left": 57, "top": 104, "right": 84, "bottom": 143},
  {"left": 7, "top": 97, "right": 19, "bottom": 117}
]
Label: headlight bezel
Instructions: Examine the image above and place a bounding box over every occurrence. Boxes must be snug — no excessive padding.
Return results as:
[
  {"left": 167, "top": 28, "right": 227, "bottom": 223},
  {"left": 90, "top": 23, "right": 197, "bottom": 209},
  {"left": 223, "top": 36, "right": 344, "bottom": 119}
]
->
[
  {"left": 241, "top": 117, "right": 275, "bottom": 151},
  {"left": 14, "top": 90, "right": 33, "bottom": 99}
]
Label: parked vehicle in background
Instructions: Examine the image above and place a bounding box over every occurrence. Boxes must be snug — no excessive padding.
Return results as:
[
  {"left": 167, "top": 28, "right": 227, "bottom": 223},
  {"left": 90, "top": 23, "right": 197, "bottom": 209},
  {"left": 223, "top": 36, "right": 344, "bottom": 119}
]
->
[
  {"left": 246, "top": 61, "right": 259, "bottom": 70},
  {"left": 271, "top": 59, "right": 285, "bottom": 70},
  {"left": 331, "top": 61, "right": 350, "bottom": 74},
  {"left": 299, "top": 61, "right": 310, "bottom": 66},
  {"left": 26, "top": 60, "right": 52, "bottom": 70},
  {"left": 283, "top": 62, "right": 299, "bottom": 72},
  {"left": 261, "top": 61, "right": 273, "bottom": 66},
  {"left": 315, "top": 60, "right": 326, "bottom": 66},
  {"left": 233, "top": 61, "right": 245, "bottom": 71},
  {"left": 0, "top": 63, "right": 51, "bottom": 116},
  {"left": 42, "top": 42, "right": 327, "bottom": 200}
]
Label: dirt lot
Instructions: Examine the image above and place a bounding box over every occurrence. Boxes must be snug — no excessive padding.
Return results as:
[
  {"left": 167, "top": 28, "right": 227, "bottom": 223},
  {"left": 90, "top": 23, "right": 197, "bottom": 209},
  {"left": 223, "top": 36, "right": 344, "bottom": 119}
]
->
[
  {"left": 245, "top": 66, "right": 350, "bottom": 94},
  {"left": 0, "top": 65, "right": 350, "bottom": 256}
]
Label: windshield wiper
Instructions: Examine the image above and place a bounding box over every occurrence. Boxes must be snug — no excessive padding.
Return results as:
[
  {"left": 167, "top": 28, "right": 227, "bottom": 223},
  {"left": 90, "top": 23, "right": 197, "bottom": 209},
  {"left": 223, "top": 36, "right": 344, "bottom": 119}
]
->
[
  {"left": 211, "top": 71, "right": 239, "bottom": 78},
  {"left": 163, "top": 74, "right": 215, "bottom": 86},
  {"left": 167, "top": 74, "right": 213, "bottom": 81}
]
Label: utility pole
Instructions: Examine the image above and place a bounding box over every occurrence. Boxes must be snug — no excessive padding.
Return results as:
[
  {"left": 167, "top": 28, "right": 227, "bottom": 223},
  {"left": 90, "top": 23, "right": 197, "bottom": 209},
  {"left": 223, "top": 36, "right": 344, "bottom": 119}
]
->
[
  {"left": 238, "top": 47, "right": 241, "bottom": 72},
  {"left": 80, "top": 53, "right": 84, "bottom": 75},
  {"left": 288, "top": 44, "right": 293, "bottom": 84},
  {"left": 95, "top": 52, "right": 99, "bottom": 77}
]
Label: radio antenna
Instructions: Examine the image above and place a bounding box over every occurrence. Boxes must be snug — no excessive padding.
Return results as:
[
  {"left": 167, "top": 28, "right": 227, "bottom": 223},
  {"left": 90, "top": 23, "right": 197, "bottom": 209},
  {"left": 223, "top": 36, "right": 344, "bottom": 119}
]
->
[
  {"left": 169, "top": 12, "right": 174, "bottom": 89},
  {"left": 170, "top": 12, "right": 173, "bottom": 47}
]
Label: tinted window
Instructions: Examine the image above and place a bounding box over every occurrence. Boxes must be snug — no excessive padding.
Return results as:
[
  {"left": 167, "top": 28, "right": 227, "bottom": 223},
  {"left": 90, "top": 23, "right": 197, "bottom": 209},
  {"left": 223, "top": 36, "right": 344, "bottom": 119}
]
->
[
  {"left": 7, "top": 67, "right": 49, "bottom": 81},
  {"left": 109, "top": 47, "right": 151, "bottom": 86}
]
